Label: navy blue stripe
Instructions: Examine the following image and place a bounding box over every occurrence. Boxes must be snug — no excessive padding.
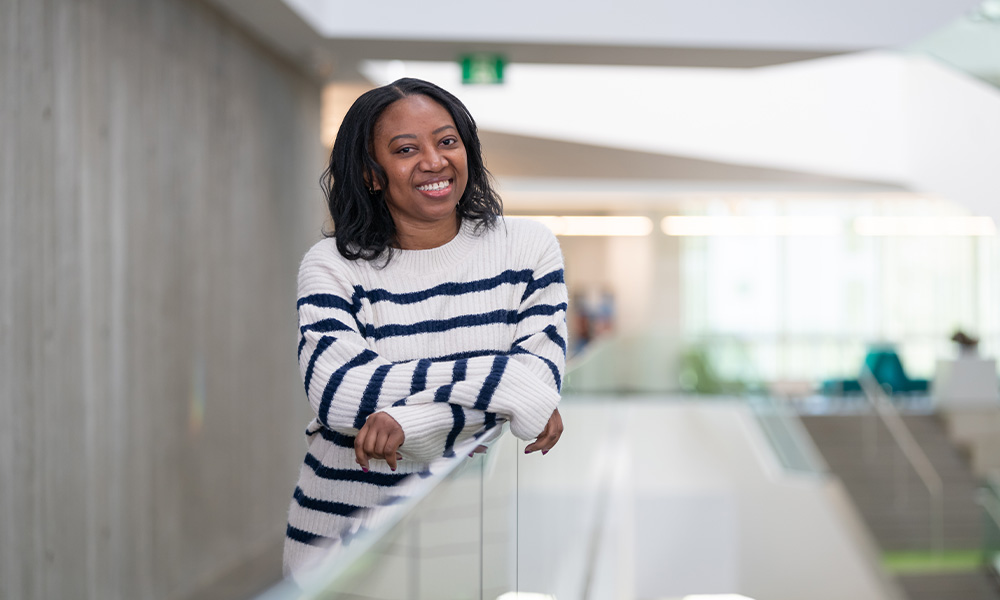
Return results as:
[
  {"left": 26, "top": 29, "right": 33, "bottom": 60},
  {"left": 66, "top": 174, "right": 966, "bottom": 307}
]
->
[
  {"left": 543, "top": 325, "right": 568, "bottom": 355},
  {"left": 517, "top": 302, "right": 568, "bottom": 322},
  {"left": 513, "top": 324, "right": 567, "bottom": 355},
  {"left": 356, "top": 270, "right": 533, "bottom": 306},
  {"left": 315, "top": 426, "right": 355, "bottom": 448},
  {"left": 510, "top": 346, "right": 562, "bottom": 392},
  {"left": 474, "top": 355, "right": 508, "bottom": 410},
  {"left": 430, "top": 349, "right": 503, "bottom": 363},
  {"left": 300, "top": 317, "right": 354, "bottom": 335},
  {"left": 303, "top": 336, "right": 336, "bottom": 397},
  {"left": 410, "top": 358, "right": 432, "bottom": 394},
  {"left": 434, "top": 359, "right": 467, "bottom": 404},
  {"left": 297, "top": 293, "right": 354, "bottom": 313},
  {"left": 354, "top": 364, "right": 393, "bottom": 429},
  {"left": 319, "top": 349, "right": 379, "bottom": 424},
  {"left": 297, "top": 336, "right": 307, "bottom": 360},
  {"left": 521, "top": 269, "right": 564, "bottom": 303},
  {"left": 365, "top": 305, "right": 565, "bottom": 341},
  {"left": 443, "top": 404, "right": 466, "bottom": 458},
  {"left": 286, "top": 524, "right": 330, "bottom": 546},
  {"left": 293, "top": 486, "right": 362, "bottom": 517},
  {"left": 434, "top": 384, "right": 454, "bottom": 403},
  {"left": 475, "top": 412, "right": 498, "bottom": 440},
  {"left": 304, "top": 453, "right": 408, "bottom": 486},
  {"left": 452, "top": 358, "right": 468, "bottom": 382},
  {"left": 366, "top": 309, "right": 516, "bottom": 340}
]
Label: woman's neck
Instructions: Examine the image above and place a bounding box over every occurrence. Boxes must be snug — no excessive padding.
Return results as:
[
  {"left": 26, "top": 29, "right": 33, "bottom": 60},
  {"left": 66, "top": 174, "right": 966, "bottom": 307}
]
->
[{"left": 393, "top": 215, "right": 461, "bottom": 250}]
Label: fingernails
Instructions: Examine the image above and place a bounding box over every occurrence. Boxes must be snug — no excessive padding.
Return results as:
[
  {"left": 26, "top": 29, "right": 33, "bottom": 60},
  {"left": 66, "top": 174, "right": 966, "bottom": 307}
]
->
[
  {"left": 391, "top": 467, "right": 396, "bottom": 472},
  {"left": 542, "top": 450, "right": 548, "bottom": 455},
  {"left": 524, "top": 449, "right": 531, "bottom": 454},
  {"left": 361, "top": 467, "right": 369, "bottom": 473}
]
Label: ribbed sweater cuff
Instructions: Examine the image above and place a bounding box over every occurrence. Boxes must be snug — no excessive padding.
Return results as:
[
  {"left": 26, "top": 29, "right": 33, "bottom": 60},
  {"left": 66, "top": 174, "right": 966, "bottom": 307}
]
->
[
  {"left": 490, "top": 360, "right": 560, "bottom": 440},
  {"left": 381, "top": 405, "right": 450, "bottom": 462}
]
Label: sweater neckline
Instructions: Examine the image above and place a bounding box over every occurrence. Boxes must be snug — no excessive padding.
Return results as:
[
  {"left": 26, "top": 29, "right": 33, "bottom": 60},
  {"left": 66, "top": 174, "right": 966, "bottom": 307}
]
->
[{"left": 380, "top": 219, "right": 478, "bottom": 275}]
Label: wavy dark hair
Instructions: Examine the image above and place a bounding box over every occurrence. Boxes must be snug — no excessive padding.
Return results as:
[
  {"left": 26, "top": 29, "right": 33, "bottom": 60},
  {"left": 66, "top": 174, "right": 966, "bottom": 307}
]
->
[{"left": 321, "top": 78, "right": 503, "bottom": 262}]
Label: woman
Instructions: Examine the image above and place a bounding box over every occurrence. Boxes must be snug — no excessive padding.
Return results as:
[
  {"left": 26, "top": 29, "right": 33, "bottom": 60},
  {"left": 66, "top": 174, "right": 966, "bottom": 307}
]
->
[{"left": 283, "top": 78, "right": 567, "bottom": 576}]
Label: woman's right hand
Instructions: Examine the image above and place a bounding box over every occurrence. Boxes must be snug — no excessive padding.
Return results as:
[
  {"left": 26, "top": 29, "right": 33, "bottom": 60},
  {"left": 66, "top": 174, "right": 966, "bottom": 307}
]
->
[{"left": 355, "top": 412, "right": 405, "bottom": 471}]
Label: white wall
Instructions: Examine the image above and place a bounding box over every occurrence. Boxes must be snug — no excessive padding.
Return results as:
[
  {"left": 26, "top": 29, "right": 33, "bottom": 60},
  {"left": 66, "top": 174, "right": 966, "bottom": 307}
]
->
[
  {"left": 906, "top": 58, "right": 1000, "bottom": 221},
  {"left": 285, "top": 0, "right": 976, "bottom": 50}
]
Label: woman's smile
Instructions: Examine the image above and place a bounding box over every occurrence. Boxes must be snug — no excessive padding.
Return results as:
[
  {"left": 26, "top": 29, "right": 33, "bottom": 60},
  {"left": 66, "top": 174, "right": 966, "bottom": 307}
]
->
[{"left": 415, "top": 178, "right": 453, "bottom": 195}]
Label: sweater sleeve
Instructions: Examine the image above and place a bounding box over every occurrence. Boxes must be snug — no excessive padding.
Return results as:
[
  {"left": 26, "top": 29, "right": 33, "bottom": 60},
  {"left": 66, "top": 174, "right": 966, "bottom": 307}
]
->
[
  {"left": 381, "top": 226, "right": 568, "bottom": 445},
  {"left": 296, "top": 240, "right": 564, "bottom": 445}
]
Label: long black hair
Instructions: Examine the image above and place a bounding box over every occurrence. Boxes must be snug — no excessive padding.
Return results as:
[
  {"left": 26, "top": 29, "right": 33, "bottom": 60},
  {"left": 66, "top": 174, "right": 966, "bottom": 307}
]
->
[{"left": 321, "top": 78, "right": 503, "bottom": 261}]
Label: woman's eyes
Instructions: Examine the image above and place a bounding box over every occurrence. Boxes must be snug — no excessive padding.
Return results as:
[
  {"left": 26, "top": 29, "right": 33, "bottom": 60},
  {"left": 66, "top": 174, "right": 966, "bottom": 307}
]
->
[{"left": 394, "top": 138, "right": 459, "bottom": 155}]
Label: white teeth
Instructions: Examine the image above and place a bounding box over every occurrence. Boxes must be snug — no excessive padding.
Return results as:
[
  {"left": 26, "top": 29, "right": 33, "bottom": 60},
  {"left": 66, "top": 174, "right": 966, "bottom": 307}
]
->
[{"left": 417, "top": 180, "right": 449, "bottom": 192}]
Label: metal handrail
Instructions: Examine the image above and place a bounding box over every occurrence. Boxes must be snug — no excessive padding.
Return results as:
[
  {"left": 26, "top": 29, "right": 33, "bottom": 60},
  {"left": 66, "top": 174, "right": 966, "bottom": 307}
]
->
[
  {"left": 749, "top": 394, "right": 828, "bottom": 475},
  {"left": 978, "top": 487, "right": 1000, "bottom": 530},
  {"left": 980, "top": 470, "right": 1000, "bottom": 529},
  {"left": 858, "top": 366, "right": 944, "bottom": 556}
]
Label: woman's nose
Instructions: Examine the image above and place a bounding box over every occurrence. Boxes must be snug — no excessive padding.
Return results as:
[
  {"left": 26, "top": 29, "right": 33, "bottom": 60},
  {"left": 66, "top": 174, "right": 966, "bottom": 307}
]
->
[{"left": 420, "top": 147, "right": 447, "bottom": 171}]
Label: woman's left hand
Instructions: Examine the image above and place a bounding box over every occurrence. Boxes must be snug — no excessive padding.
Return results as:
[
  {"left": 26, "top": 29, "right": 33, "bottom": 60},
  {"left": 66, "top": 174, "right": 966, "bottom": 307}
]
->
[
  {"left": 355, "top": 412, "right": 405, "bottom": 471},
  {"left": 524, "top": 408, "right": 563, "bottom": 455}
]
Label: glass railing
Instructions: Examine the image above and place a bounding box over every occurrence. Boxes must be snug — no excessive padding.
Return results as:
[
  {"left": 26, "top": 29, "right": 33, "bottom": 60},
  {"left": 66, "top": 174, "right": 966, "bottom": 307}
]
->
[
  {"left": 566, "top": 332, "right": 827, "bottom": 477},
  {"left": 256, "top": 402, "right": 622, "bottom": 600},
  {"left": 258, "top": 431, "right": 519, "bottom": 600},
  {"left": 259, "top": 332, "right": 827, "bottom": 599},
  {"left": 745, "top": 393, "right": 827, "bottom": 475},
  {"left": 981, "top": 471, "right": 1000, "bottom": 581}
]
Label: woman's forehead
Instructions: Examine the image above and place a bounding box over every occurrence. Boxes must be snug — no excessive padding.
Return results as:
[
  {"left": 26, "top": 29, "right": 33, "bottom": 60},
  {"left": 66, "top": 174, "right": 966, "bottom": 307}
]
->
[{"left": 375, "top": 95, "right": 455, "bottom": 137}]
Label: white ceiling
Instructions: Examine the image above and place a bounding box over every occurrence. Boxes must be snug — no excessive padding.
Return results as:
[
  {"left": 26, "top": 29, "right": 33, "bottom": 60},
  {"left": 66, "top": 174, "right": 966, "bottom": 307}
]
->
[
  {"left": 200, "top": 0, "right": 999, "bottom": 217},
  {"left": 283, "top": 0, "right": 980, "bottom": 51},
  {"left": 203, "top": 0, "right": 982, "bottom": 80}
]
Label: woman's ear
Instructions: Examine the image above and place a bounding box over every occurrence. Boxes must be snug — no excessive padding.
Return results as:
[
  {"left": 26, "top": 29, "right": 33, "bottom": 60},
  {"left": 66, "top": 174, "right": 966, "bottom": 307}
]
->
[{"left": 364, "top": 169, "right": 381, "bottom": 192}]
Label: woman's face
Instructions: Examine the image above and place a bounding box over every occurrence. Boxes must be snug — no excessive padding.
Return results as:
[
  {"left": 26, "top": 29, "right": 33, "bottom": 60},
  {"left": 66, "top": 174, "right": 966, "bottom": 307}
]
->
[{"left": 372, "top": 94, "right": 469, "bottom": 237}]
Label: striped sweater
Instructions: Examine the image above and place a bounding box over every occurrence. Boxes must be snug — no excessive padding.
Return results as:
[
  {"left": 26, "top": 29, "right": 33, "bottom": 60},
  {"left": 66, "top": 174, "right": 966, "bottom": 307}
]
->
[{"left": 283, "top": 217, "right": 568, "bottom": 576}]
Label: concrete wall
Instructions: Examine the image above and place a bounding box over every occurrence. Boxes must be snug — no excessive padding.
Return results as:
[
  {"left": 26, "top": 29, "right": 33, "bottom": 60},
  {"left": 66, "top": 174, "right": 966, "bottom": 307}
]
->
[{"left": 0, "top": 0, "right": 324, "bottom": 598}]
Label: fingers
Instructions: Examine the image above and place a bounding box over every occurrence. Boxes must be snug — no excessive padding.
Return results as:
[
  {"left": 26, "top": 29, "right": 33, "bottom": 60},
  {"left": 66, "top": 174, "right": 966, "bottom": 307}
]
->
[
  {"left": 383, "top": 429, "right": 404, "bottom": 471},
  {"left": 354, "top": 427, "right": 371, "bottom": 472},
  {"left": 525, "top": 409, "right": 563, "bottom": 455},
  {"left": 354, "top": 413, "right": 405, "bottom": 471},
  {"left": 365, "top": 428, "right": 387, "bottom": 465},
  {"left": 468, "top": 445, "right": 488, "bottom": 458}
]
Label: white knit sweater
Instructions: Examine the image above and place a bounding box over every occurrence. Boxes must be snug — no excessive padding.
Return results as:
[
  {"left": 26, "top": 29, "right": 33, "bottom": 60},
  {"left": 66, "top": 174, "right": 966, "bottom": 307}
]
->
[{"left": 283, "top": 217, "right": 567, "bottom": 575}]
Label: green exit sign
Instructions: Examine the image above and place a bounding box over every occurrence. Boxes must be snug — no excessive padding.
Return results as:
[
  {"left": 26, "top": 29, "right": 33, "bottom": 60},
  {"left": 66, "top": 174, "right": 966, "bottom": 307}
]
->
[{"left": 460, "top": 54, "right": 505, "bottom": 85}]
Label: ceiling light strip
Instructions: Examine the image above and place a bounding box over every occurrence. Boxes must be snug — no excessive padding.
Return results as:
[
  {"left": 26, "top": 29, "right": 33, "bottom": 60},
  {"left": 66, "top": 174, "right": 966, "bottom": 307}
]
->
[
  {"left": 853, "top": 216, "right": 997, "bottom": 236},
  {"left": 512, "top": 215, "right": 653, "bottom": 237},
  {"left": 661, "top": 216, "right": 840, "bottom": 236}
]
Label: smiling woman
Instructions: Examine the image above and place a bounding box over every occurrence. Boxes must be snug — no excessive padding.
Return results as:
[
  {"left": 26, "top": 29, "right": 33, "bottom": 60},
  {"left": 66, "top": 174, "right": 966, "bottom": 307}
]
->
[{"left": 284, "top": 78, "right": 569, "bottom": 578}]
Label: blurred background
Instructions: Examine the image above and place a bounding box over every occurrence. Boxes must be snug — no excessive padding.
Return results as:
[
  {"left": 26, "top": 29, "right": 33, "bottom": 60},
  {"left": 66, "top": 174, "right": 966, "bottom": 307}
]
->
[{"left": 4, "top": 0, "right": 1000, "bottom": 599}]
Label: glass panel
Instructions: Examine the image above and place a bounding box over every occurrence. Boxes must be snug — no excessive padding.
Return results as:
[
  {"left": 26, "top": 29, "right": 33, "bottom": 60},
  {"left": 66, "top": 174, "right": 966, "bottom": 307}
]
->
[
  {"left": 257, "top": 435, "right": 510, "bottom": 600},
  {"left": 746, "top": 394, "right": 827, "bottom": 475},
  {"left": 481, "top": 432, "right": 519, "bottom": 599},
  {"left": 515, "top": 402, "right": 621, "bottom": 598},
  {"left": 983, "top": 473, "right": 1000, "bottom": 580}
]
